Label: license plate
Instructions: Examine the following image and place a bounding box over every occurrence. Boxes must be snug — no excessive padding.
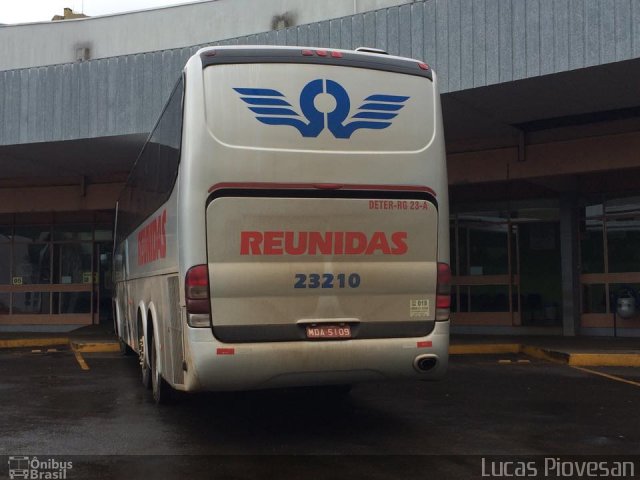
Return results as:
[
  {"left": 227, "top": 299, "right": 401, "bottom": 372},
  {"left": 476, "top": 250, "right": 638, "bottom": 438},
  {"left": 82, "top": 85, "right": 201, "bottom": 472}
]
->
[{"left": 306, "top": 325, "right": 351, "bottom": 339}]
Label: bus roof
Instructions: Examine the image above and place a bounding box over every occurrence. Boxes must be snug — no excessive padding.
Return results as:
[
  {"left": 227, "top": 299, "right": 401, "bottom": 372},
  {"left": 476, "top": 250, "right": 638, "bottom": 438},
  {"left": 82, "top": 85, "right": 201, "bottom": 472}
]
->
[{"left": 197, "top": 45, "right": 433, "bottom": 81}]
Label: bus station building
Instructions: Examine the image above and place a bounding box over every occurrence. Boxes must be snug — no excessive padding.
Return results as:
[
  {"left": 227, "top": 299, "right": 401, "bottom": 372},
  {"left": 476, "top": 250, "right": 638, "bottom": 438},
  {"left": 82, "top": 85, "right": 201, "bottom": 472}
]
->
[{"left": 1, "top": 0, "right": 640, "bottom": 336}]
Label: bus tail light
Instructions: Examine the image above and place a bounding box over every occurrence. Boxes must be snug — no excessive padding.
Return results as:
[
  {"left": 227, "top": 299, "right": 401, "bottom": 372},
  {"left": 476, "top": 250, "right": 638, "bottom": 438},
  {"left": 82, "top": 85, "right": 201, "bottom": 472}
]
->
[
  {"left": 436, "top": 262, "right": 451, "bottom": 321},
  {"left": 186, "top": 264, "right": 211, "bottom": 327},
  {"left": 301, "top": 49, "right": 343, "bottom": 58}
]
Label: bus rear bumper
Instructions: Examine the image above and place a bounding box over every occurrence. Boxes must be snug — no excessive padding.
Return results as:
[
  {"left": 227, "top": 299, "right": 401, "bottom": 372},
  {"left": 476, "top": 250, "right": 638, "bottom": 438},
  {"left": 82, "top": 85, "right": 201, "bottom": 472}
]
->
[{"left": 183, "top": 320, "right": 449, "bottom": 392}]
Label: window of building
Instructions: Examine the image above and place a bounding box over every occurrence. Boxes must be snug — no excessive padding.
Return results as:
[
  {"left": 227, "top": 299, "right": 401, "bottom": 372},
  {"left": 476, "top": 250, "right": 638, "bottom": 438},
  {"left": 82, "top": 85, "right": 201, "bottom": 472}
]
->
[
  {"left": 0, "top": 227, "right": 10, "bottom": 285},
  {"left": 0, "top": 212, "right": 114, "bottom": 322},
  {"left": 582, "top": 284, "right": 607, "bottom": 314},
  {"left": 12, "top": 242, "right": 51, "bottom": 285},
  {"left": 605, "top": 197, "right": 640, "bottom": 273},
  {"left": 580, "top": 203, "right": 604, "bottom": 274},
  {"left": 579, "top": 195, "right": 640, "bottom": 317},
  {"left": 12, "top": 292, "right": 51, "bottom": 314}
]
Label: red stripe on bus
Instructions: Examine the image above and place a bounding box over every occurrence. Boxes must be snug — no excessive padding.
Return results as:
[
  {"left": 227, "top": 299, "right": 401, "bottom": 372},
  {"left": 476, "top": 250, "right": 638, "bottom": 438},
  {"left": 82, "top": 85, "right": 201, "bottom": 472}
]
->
[
  {"left": 216, "top": 348, "right": 235, "bottom": 355},
  {"left": 417, "top": 341, "right": 432, "bottom": 348},
  {"left": 208, "top": 182, "right": 436, "bottom": 197}
]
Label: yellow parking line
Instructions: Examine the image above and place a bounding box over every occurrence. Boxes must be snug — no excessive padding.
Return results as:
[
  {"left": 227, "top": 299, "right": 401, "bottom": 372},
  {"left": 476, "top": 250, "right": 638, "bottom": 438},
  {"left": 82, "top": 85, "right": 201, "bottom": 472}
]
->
[
  {"left": 70, "top": 341, "right": 120, "bottom": 353},
  {"left": 73, "top": 349, "right": 90, "bottom": 371},
  {"left": 571, "top": 365, "right": 640, "bottom": 388}
]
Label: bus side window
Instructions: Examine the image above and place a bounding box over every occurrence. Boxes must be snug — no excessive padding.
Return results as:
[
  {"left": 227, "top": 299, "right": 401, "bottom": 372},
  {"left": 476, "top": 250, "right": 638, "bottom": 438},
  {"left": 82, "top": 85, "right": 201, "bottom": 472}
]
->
[{"left": 116, "top": 76, "right": 184, "bottom": 243}]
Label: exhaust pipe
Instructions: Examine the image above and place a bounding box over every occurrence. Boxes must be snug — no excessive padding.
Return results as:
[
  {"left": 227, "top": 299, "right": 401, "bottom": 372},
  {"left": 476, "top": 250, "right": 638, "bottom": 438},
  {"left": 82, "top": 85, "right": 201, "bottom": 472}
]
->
[{"left": 414, "top": 355, "right": 438, "bottom": 373}]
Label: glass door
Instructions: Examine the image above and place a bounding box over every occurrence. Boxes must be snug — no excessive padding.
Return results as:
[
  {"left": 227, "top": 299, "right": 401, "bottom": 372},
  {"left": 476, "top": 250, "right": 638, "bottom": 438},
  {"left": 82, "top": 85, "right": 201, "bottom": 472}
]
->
[
  {"left": 511, "top": 208, "right": 562, "bottom": 328},
  {"left": 451, "top": 204, "right": 562, "bottom": 329},
  {"left": 94, "top": 242, "right": 113, "bottom": 324},
  {"left": 450, "top": 210, "right": 514, "bottom": 326}
]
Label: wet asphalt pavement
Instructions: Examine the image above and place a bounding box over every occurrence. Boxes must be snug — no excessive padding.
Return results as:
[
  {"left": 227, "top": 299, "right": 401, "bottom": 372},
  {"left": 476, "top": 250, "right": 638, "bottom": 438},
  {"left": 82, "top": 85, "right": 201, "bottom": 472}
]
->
[{"left": 0, "top": 348, "right": 639, "bottom": 479}]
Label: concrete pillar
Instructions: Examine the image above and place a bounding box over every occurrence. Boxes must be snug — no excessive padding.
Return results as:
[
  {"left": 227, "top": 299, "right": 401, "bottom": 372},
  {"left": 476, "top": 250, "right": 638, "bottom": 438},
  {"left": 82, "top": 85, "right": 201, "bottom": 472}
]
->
[{"left": 559, "top": 197, "right": 581, "bottom": 336}]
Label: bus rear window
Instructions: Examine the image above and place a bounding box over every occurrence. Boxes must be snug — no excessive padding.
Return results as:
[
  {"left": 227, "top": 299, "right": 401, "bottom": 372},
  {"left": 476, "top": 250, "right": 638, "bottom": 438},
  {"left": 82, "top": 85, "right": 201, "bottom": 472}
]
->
[{"left": 203, "top": 63, "right": 435, "bottom": 153}]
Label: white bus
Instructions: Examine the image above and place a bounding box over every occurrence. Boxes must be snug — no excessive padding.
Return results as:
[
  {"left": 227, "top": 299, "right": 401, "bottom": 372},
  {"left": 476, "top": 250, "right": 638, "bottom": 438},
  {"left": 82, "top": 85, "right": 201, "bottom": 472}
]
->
[{"left": 113, "top": 46, "right": 450, "bottom": 403}]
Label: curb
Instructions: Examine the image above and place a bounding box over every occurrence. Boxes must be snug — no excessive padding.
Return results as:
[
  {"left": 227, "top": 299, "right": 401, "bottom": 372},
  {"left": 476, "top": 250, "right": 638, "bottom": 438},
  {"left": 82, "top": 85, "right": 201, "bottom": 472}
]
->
[
  {"left": 0, "top": 337, "right": 120, "bottom": 353},
  {"left": 451, "top": 343, "right": 640, "bottom": 367},
  {"left": 565, "top": 352, "right": 640, "bottom": 367},
  {"left": 449, "top": 344, "right": 520, "bottom": 355},
  {"left": 0, "top": 337, "right": 70, "bottom": 349}
]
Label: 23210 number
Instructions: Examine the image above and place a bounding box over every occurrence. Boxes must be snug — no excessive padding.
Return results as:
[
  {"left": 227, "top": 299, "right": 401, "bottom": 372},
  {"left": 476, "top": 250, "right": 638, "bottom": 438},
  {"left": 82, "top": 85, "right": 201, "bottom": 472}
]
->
[{"left": 294, "top": 273, "right": 361, "bottom": 289}]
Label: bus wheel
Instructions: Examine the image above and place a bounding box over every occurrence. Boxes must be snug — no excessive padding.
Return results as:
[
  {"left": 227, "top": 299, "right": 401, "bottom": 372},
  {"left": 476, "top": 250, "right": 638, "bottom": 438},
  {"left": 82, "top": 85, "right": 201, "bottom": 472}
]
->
[
  {"left": 139, "top": 334, "right": 151, "bottom": 389},
  {"left": 150, "top": 333, "right": 173, "bottom": 405}
]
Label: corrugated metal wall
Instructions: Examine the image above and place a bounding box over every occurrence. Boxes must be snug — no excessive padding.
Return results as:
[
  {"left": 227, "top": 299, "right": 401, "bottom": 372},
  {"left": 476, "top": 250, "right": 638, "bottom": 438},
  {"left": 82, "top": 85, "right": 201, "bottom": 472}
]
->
[{"left": 2, "top": 0, "right": 640, "bottom": 145}]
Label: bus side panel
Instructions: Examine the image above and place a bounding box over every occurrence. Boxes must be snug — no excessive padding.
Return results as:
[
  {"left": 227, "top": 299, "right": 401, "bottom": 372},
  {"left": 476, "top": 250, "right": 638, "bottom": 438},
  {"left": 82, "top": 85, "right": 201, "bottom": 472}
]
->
[
  {"left": 115, "top": 186, "right": 183, "bottom": 385},
  {"left": 431, "top": 73, "right": 449, "bottom": 265}
]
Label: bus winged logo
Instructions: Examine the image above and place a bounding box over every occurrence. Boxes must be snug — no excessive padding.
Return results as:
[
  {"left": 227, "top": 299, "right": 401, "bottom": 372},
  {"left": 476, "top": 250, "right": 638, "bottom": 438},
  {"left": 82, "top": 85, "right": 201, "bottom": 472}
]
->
[{"left": 233, "top": 79, "right": 409, "bottom": 139}]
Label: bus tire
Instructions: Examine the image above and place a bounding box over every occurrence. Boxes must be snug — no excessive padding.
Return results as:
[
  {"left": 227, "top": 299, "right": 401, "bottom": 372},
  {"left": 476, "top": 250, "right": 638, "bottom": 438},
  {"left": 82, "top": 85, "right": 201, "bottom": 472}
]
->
[
  {"left": 151, "top": 332, "right": 173, "bottom": 405},
  {"left": 114, "top": 304, "right": 133, "bottom": 356},
  {"left": 140, "top": 332, "right": 151, "bottom": 390}
]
